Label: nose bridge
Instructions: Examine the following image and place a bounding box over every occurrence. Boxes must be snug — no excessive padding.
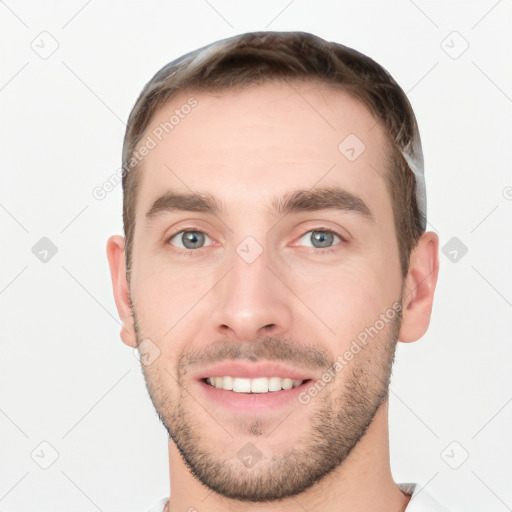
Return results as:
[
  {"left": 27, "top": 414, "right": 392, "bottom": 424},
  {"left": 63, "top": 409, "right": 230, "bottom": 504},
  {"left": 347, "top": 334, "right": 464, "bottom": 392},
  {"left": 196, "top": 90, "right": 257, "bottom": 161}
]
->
[{"left": 211, "top": 231, "right": 292, "bottom": 340}]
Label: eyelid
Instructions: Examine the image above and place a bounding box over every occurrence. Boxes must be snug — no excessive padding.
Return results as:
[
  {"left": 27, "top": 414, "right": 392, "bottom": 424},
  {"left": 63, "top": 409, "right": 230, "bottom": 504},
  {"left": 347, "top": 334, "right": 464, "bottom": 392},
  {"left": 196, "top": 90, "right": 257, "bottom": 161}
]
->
[
  {"left": 166, "top": 227, "right": 215, "bottom": 249},
  {"left": 164, "top": 219, "right": 217, "bottom": 242},
  {"left": 292, "top": 226, "right": 345, "bottom": 249},
  {"left": 294, "top": 224, "right": 349, "bottom": 243}
]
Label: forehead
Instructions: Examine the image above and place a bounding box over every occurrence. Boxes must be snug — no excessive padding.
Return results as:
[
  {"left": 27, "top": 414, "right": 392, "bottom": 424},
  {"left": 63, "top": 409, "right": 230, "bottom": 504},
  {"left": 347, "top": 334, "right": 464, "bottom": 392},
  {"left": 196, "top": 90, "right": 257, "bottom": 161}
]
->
[{"left": 134, "top": 81, "right": 391, "bottom": 221}]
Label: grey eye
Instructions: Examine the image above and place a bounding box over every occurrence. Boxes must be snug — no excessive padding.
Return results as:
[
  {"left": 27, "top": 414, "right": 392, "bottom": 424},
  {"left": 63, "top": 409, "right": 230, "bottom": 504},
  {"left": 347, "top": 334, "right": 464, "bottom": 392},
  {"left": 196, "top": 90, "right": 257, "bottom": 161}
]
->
[
  {"left": 299, "top": 230, "right": 340, "bottom": 249},
  {"left": 170, "top": 231, "right": 211, "bottom": 250}
]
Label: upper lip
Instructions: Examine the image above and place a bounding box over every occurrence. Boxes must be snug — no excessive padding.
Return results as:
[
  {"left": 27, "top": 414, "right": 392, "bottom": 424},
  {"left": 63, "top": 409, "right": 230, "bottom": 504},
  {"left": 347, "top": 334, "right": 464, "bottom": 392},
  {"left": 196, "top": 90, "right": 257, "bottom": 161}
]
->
[{"left": 195, "top": 361, "right": 316, "bottom": 381}]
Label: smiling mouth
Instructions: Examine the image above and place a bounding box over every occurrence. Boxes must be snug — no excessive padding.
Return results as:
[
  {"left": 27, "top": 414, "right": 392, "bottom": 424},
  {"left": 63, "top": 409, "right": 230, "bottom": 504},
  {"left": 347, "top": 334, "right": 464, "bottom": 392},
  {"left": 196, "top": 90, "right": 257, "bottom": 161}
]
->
[{"left": 201, "top": 376, "right": 313, "bottom": 394}]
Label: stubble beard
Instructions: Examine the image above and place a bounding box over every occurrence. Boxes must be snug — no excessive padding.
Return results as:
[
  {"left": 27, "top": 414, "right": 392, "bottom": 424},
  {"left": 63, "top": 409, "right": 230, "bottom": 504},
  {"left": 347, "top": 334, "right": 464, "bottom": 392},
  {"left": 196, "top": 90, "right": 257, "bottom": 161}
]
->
[{"left": 134, "top": 306, "right": 401, "bottom": 503}]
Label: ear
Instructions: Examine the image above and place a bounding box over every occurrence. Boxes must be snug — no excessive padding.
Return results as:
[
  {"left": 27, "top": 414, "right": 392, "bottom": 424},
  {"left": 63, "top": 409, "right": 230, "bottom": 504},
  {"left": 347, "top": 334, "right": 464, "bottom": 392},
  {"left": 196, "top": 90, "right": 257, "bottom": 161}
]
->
[
  {"left": 106, "top": 235, "right": 137, "bottom": 348},
  {"left": 398, "top": 231, "right": 440, "bottom": 343}
]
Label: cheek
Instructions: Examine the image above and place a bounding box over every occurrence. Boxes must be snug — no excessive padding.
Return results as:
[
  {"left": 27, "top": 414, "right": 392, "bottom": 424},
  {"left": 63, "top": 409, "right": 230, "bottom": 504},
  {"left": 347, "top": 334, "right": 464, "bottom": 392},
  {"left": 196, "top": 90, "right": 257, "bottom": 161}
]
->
[
  {"left": 130, "top": 263, "right": 216, "bottom": 357},
  {"left": 132, "top": 248, "right": 206, "bottom": 305},
  {"left": 285, "top": 257, "right": 399, "bottom": 343}
]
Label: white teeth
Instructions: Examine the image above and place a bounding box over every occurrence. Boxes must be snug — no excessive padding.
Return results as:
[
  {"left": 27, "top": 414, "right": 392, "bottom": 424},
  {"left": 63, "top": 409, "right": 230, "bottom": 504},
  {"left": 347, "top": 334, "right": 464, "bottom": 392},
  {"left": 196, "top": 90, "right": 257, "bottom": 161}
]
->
[
  {"left": 220, "top": 376, "right": 233, "bottom": 390},
  {"left": 268, "top": 377, "right": 283, "bottom": 392},
  {"left": 233, "top": 378, "right": 251, "bottom": 393},
  {"left": 205, "top": 376, "right": 305, "bottom": 393},
  {"left": 250, "top": 377, "right": 268, "bottom": 393}
]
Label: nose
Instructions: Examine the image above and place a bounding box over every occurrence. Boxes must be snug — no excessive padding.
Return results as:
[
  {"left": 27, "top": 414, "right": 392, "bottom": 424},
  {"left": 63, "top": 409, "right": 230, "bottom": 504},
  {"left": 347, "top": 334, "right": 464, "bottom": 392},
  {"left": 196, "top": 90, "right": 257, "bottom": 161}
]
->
[{"left": 211, "top": 240, "right": 293, "bottom": 342}]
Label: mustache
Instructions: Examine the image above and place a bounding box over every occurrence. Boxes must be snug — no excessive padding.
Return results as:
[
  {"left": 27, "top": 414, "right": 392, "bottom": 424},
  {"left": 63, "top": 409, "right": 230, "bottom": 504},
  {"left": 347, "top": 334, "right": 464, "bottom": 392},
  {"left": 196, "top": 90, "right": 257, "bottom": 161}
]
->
[{"left": 177, "top": 336, "right": 331, "bottom": 378}]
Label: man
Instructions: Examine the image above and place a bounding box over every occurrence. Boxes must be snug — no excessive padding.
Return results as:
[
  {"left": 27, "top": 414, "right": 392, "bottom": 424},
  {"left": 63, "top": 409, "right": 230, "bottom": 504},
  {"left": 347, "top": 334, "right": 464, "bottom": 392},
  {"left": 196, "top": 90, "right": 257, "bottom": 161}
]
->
[{"left": 107, "top": 31, "right": 444, "bottom": 511}]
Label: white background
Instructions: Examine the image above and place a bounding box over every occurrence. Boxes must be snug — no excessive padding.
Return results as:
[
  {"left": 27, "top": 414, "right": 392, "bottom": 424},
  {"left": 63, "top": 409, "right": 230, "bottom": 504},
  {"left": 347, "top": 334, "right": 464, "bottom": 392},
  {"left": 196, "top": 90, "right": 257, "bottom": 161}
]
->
[{"left": 1, "top": 1, "right": 511, "bottom": 511}]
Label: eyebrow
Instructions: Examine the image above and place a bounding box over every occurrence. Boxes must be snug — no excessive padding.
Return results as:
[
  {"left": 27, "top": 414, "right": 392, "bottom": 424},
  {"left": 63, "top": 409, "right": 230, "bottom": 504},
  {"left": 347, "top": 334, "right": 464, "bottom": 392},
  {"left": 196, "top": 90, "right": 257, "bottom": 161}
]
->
[{"left": 145, "top": 186, "right": 374, "bottom": 223}]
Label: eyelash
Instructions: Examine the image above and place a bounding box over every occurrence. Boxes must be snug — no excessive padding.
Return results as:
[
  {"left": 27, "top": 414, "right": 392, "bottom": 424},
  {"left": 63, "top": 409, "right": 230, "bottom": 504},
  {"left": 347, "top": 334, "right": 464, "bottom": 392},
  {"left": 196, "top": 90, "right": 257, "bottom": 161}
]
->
[
  {"left": 166, "top": 226, "right": 345, "bottom": 257},
  {"left": 297, "top": 226, "right": 344, "bottom": 255}
]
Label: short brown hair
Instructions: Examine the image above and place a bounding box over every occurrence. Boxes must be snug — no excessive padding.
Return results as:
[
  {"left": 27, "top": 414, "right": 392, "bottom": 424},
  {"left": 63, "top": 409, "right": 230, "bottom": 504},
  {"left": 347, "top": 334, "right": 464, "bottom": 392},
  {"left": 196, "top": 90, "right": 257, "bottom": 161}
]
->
[{"left": 121, "top": 31, "right": 425, "bottom": 279}]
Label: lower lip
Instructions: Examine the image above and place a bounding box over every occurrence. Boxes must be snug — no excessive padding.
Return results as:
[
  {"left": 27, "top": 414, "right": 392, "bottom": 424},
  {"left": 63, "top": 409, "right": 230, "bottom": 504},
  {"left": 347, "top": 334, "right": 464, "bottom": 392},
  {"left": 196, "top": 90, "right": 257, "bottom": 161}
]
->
[{"left": 197, "top": 379, "right": 313, "bottom": 413}]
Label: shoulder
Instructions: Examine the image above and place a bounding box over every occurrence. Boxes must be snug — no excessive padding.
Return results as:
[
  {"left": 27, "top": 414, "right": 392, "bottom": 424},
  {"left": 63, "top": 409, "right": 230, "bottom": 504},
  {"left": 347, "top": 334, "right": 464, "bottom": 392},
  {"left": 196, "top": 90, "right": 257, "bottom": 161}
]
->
[
  {"left": 143, "top": 497, "right": 168, "bottom": 512},
  {"left": 399, "top": 483, "right": 451, "bottom": 512},
  {"left": 144, "top": 488, "right": 450, "bottom": 512}
]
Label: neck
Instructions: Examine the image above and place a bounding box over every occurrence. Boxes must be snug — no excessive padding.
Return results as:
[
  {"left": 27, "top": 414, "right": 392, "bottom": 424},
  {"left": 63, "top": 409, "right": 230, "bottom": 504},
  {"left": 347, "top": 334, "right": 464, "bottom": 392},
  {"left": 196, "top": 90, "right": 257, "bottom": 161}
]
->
[{"left": 164, "top": 401, "right": 410, "bottom": 512}]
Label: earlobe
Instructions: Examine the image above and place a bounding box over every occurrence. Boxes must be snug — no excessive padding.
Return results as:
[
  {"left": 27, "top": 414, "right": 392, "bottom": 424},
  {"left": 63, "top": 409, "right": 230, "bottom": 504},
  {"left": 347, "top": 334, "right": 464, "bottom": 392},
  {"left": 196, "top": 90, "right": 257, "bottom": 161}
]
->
[
  {"left": 398, "top": 232, "right": 440, "bottom": 343},
  {"left": 106, "top": 235, "right": 138, "bottom": 348}
]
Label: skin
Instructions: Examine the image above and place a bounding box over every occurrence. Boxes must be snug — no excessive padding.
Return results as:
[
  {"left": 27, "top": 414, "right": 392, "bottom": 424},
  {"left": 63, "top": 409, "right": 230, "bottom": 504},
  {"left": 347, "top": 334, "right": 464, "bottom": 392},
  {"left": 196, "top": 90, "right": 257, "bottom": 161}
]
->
[{"left": 107, "top": 81, "right": 439, "bottom": 512}]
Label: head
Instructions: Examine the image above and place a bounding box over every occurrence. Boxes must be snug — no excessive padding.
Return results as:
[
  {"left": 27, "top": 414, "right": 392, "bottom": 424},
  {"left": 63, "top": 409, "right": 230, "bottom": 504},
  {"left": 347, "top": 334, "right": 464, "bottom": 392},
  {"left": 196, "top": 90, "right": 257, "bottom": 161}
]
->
[
  {"left": 107, "top": 31, "right": 439, "bottom": 503},
  {"left": 121, "top": 31, "right": 426, "bottom": 281}
]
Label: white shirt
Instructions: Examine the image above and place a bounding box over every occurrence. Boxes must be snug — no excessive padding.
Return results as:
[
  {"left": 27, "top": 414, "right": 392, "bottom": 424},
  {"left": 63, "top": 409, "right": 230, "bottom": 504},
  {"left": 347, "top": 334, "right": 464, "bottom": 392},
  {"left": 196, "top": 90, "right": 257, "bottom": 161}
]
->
[
  {"left": 398, "top": 483, "right": 450, "bottom": 511},
  {"left": 144, "top": 483, "right": 450, "bottom": 511}
]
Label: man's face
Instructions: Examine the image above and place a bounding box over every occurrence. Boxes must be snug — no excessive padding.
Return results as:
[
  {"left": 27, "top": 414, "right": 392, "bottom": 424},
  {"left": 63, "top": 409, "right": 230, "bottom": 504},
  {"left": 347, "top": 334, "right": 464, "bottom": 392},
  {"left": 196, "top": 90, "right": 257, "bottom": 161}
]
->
[{"left": 129, "top": 81, "right": 404, "bottom": 501}]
